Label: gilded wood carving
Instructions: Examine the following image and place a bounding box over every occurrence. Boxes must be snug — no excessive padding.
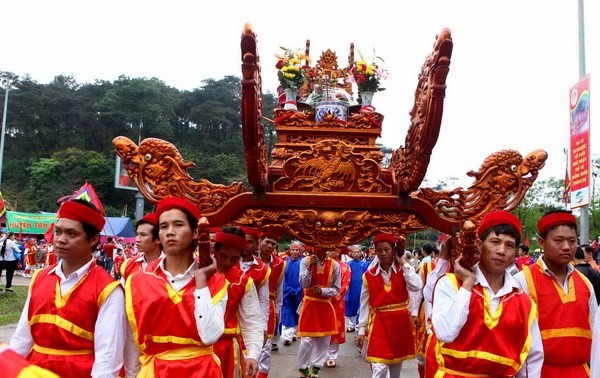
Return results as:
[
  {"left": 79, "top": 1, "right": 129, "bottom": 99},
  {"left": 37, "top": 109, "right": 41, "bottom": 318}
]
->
[{"left": 112, "top": 25, "right": 547, "bottom": 249}]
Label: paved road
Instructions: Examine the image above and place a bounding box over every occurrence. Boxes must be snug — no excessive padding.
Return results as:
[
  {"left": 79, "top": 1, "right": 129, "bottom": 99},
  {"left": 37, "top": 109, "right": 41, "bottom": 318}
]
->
[
  {"left": 0, "top": 274, "right": 420, "bottom": 377},
  {"left": 269, "top": 335, "right": 419, "bottom": 377}
]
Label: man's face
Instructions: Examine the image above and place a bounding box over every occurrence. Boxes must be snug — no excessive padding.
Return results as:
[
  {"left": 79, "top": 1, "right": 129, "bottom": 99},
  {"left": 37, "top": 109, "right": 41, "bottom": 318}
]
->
[
  {"left": 158, "top": 209, "right": 196, "bottom": 256},
  {"left": 290, "top": 246, "right": 302, "bottom": 258},
  {"left": 259, "top": 237, "right": 277, "bottom": 255},
  {"left": 350, "top": 249, "right": 362, "bottom": 261},
  {"left": 244, "top": 234, "right": 258, "bottom": 257},
  {"left": 215, "top": 246, "right": 242, "bottom": 272},
  {"left": 209, "top": 232, "right": 217, "bottom": 252},
  {"left": 375, "top": 242, "right": 394, "bottom": 266},
  {"left": 478, "top": 232, "right": 517, "bottom": 276},
  {"left": 53, "top": 218, "right": 97, "bottom": 262},
  {"left": 136, "top": 223, "right": 159, "bottom": 254},
  {"left": 326, "top": 249, "right": 340, "bottom": 260},
  {"left": 539, "top": 225, "right": 578, "bottom": 266}
]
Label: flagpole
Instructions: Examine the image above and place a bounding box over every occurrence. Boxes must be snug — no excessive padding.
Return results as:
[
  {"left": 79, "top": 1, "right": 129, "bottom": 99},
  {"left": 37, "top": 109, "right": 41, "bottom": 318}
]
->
[{"left": 577, "top": 0, "right": 589, "bottom": 244}]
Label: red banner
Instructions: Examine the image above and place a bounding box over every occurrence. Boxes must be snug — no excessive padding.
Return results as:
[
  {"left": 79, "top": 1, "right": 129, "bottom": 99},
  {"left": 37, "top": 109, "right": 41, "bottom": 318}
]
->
[{"left": 569, "top": 75, "right": 591, "bottom": 209}]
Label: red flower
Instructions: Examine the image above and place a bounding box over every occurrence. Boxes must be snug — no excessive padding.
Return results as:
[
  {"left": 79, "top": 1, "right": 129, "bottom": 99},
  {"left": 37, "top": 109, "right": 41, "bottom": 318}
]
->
[
  {"left": 356, "top": 74, "right": 367, "bottom": 84},
  {"left": 275, "top": 59, "right": 284, "bottom": 69}
]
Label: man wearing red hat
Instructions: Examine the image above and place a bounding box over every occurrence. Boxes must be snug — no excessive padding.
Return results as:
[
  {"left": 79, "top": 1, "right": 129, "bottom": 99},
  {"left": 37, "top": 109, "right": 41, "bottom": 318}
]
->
[
  {"left": 239, "top": 226, "right": 271, "bottom": 348},
  {"left": 297, "top": 246, "right": 341, "bottom": 378},
  {"left": 256, "top": 232, "right": 285, "bottom": 377},
  {"left": 514, "top": 210, "right": 596, "bottom": 377},
  {"left": 124, "top": 196, "right": 229, "bottom": 377},
  {"left": 355, "top": 233, "right": 421, "bottom": 378},
  {"left": 432, "top": 210, "right": 543, "bottom": 377},
  {"left": 213, "top": 226, "right": 262, "bottom": 378},
  {"left": 10, "top": 199, "right": 126, "bottom": 378},
  {"left": 119, "top": 212, "right": 163, "bottom": 282}
]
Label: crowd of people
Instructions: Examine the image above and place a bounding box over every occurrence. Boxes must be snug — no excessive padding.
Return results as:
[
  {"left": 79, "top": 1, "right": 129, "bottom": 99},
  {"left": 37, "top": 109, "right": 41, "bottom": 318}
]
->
[{"left": 2, "top": 196, "right": 600, "bottom": 377}]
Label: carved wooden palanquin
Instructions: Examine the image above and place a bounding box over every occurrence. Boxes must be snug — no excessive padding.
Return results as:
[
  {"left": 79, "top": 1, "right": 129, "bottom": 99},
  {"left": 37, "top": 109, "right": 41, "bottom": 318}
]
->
[{"left": 113, "top": 25, "right": 547, "bottom": 256}]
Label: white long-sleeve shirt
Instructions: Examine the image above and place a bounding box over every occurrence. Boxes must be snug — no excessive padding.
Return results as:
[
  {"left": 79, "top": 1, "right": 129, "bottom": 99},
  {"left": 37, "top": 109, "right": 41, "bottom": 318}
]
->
[
  {"left": 10, "top": 258, "right": 126, "bottom": 378},
  {"left": 590, "top": 303, "right": 600, "bottom": 377},
  {"left": 432, "top": 264, "right": 543, "bottom": 378},
  {"left": 238, "top": 278, "right": 264, "bottom": 360},
  {"left": 357, "top": 260, "right": 422, "bottom": 336},
  {"left": 513, "top": 257, "right": 597, "bottom": 325},
  {"left": 240, "top": 258, "right": 271, "bottom": 330}
]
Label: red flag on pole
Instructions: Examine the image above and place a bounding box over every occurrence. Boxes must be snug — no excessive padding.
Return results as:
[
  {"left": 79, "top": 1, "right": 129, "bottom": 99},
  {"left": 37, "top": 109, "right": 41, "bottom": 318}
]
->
[
  {"left": 57, "top": 181, "right": 105, "bottom": 215},
  {"left": 44, "top": 223, "right": 55, "bottom": 243}
]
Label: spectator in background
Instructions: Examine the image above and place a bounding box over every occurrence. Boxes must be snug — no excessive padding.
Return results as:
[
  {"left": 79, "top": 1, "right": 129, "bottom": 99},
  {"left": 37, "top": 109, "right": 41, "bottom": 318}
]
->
[
  {"left": 515, "top": 244, "right": 535, "bottom": 271},
  {"left": 583, "top": 244, "right": 600, "bottom": 273},
  {"left": 102, "top": 237, "right": 116, "bottom": 275},
  {"left": 281, "top": 241, "right": 304, "bottom": 346},
  {"left": 0, "top": 232, "right": 21, "bottom": 292},
  {"left": 113, "top": 249, "right": 125, "bottom": 280},
  {"left": 418, "top": 243, "right": 434, "bottom": 271},
  {"left": 573, "top": 245, "right": 600, "bottom": 305},
  {"left": 345, "top": 245, "right": 365, "bottom": 333}
]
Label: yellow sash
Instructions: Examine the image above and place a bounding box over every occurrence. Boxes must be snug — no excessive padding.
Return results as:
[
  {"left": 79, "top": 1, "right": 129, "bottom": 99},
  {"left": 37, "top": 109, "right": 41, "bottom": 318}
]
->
[{"left": 138, "top": 346, "right": 215, "bottom": 378}]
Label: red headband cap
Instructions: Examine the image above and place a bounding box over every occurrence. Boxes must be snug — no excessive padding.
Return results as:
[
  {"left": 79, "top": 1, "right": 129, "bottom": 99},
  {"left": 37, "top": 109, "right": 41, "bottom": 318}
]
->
[
  {"left": 58, "top": 201, "right": 105, "bottom": 232},
  {"left": 373, "top": 233, "right": 396, "bottom": 246},
  {"left": 537, "top": 212, "right": 577, "bottom": 235},
  {"left": 215, "top": 232, "right": 248, "bottom": 250},
  {"left": 140, "top": 212, "right": 158, "bottom": 227},
  {"left": 477, "top": 210, "right": 522, "bottom": 237},
  {"left": 240, "top": 226, "right": 261, "bottom": 239},
  {"left": 259, "top": 231, "right": 280, "bottom": 242},
  {"left": 156, "top": 197, "right": 201, "bottom": 222}
]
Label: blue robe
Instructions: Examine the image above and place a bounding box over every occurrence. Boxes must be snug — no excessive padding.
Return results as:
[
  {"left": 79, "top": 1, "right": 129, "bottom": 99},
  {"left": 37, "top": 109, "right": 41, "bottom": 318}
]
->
[
  {"left": 345, "top": 259, "right": 366, "bottom": 317},
  {"left": 281, "top": 256, "right": 303, "bottom": 327}
]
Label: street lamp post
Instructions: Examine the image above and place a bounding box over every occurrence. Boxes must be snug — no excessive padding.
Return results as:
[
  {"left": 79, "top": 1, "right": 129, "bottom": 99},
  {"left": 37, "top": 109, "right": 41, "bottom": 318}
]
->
[{"left": 0, "top": 72, "right": 19, "bottom": 189}]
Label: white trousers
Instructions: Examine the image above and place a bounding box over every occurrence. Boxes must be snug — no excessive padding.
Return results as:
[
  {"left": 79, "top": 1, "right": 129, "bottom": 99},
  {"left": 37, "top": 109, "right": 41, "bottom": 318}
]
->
[
  {"left": 297, "top": 336, "right": 330, "bottom": 369},
  {"left": 257, "top": 337, "right": 272, "bottom": 374},
  {"left": 371, "top": 361, "right": 403, "bottom": 378},
  {"left": 327, "top": 341, "right": 339, "bottom": 360},
  {"left": 281, "top": 325, "right": 297, "bottom": 342}
]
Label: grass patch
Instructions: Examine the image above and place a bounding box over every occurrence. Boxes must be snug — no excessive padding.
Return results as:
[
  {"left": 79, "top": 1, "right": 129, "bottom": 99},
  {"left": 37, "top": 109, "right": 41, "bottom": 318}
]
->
[{"left": 0, "top": 286, "right": 28, "bottom": 326}]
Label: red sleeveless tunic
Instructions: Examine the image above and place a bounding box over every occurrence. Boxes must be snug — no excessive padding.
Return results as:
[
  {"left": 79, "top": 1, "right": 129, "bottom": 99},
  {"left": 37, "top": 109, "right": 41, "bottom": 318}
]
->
[
  {"left": 27, "top": 264, "right": 121, "bottom": 378},
  {"left": 214, "top": 265, "right": 253, "bottom": 378},
  {"left": 522, "top": 259, "right": 592, "bottom": 377},
  {"left": 297, "top": 257, "right": 337, "bottom": 336},
  {"left": 266, "top": 254, "right": 286, "bottom": 337},
  {"left": 436, "top": 274, "right": 535, "bottom": 377},
  {"left": 126, "top": 265, "right": 228, "bottom": 377},
  {"left": 363, "top": 262, "right": 415, "bottom": 363}
]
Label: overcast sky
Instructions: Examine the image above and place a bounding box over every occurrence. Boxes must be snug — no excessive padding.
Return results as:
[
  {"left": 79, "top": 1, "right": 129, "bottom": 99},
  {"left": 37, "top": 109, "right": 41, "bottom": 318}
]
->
[{"left": 3, "top": 0, "right": 598, "bottom": 188}]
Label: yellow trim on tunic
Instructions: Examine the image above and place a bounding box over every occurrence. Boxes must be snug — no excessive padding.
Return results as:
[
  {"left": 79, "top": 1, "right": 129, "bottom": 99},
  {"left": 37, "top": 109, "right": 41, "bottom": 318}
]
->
[
  {"left": 437, "top": 347, "right": 521, "bottom": 371},
  {"left": 166, "top": 284, "right": 185, "bottom": 305},
  {"left": 481, "top": 288, "right": 503, "bottom": 330},
  {"left": 17, "top": 365, "right": 60, "bottom": 378},
  {"left": 125, "top": 275, "right": 142, "bottom": 350},
  {"left": 434, "top": 367, "right": 495, "bottom": 377},
  {"left": 29, "top": 314, "right": 94, "bottom": 341},
  {"left": 29, "top": 269, "right": 42, "bottom": 294},
  {"left": 211, "top": 280, "right": 228, "bottom": 306},
  {"left": 540, "top": 327, "right": 592, "bottom": 340},
  {"left": 32, "top": 343, "right": 93, "bottom": 356},
  {"left": 138, "top": 346, "right": 215, "bottom": 378},
  {"left": 97, "top": 281, "right": 120, "bottom": 308},
  {"left": 54, "top": 275, "right": 87, "bottom": 309}
]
